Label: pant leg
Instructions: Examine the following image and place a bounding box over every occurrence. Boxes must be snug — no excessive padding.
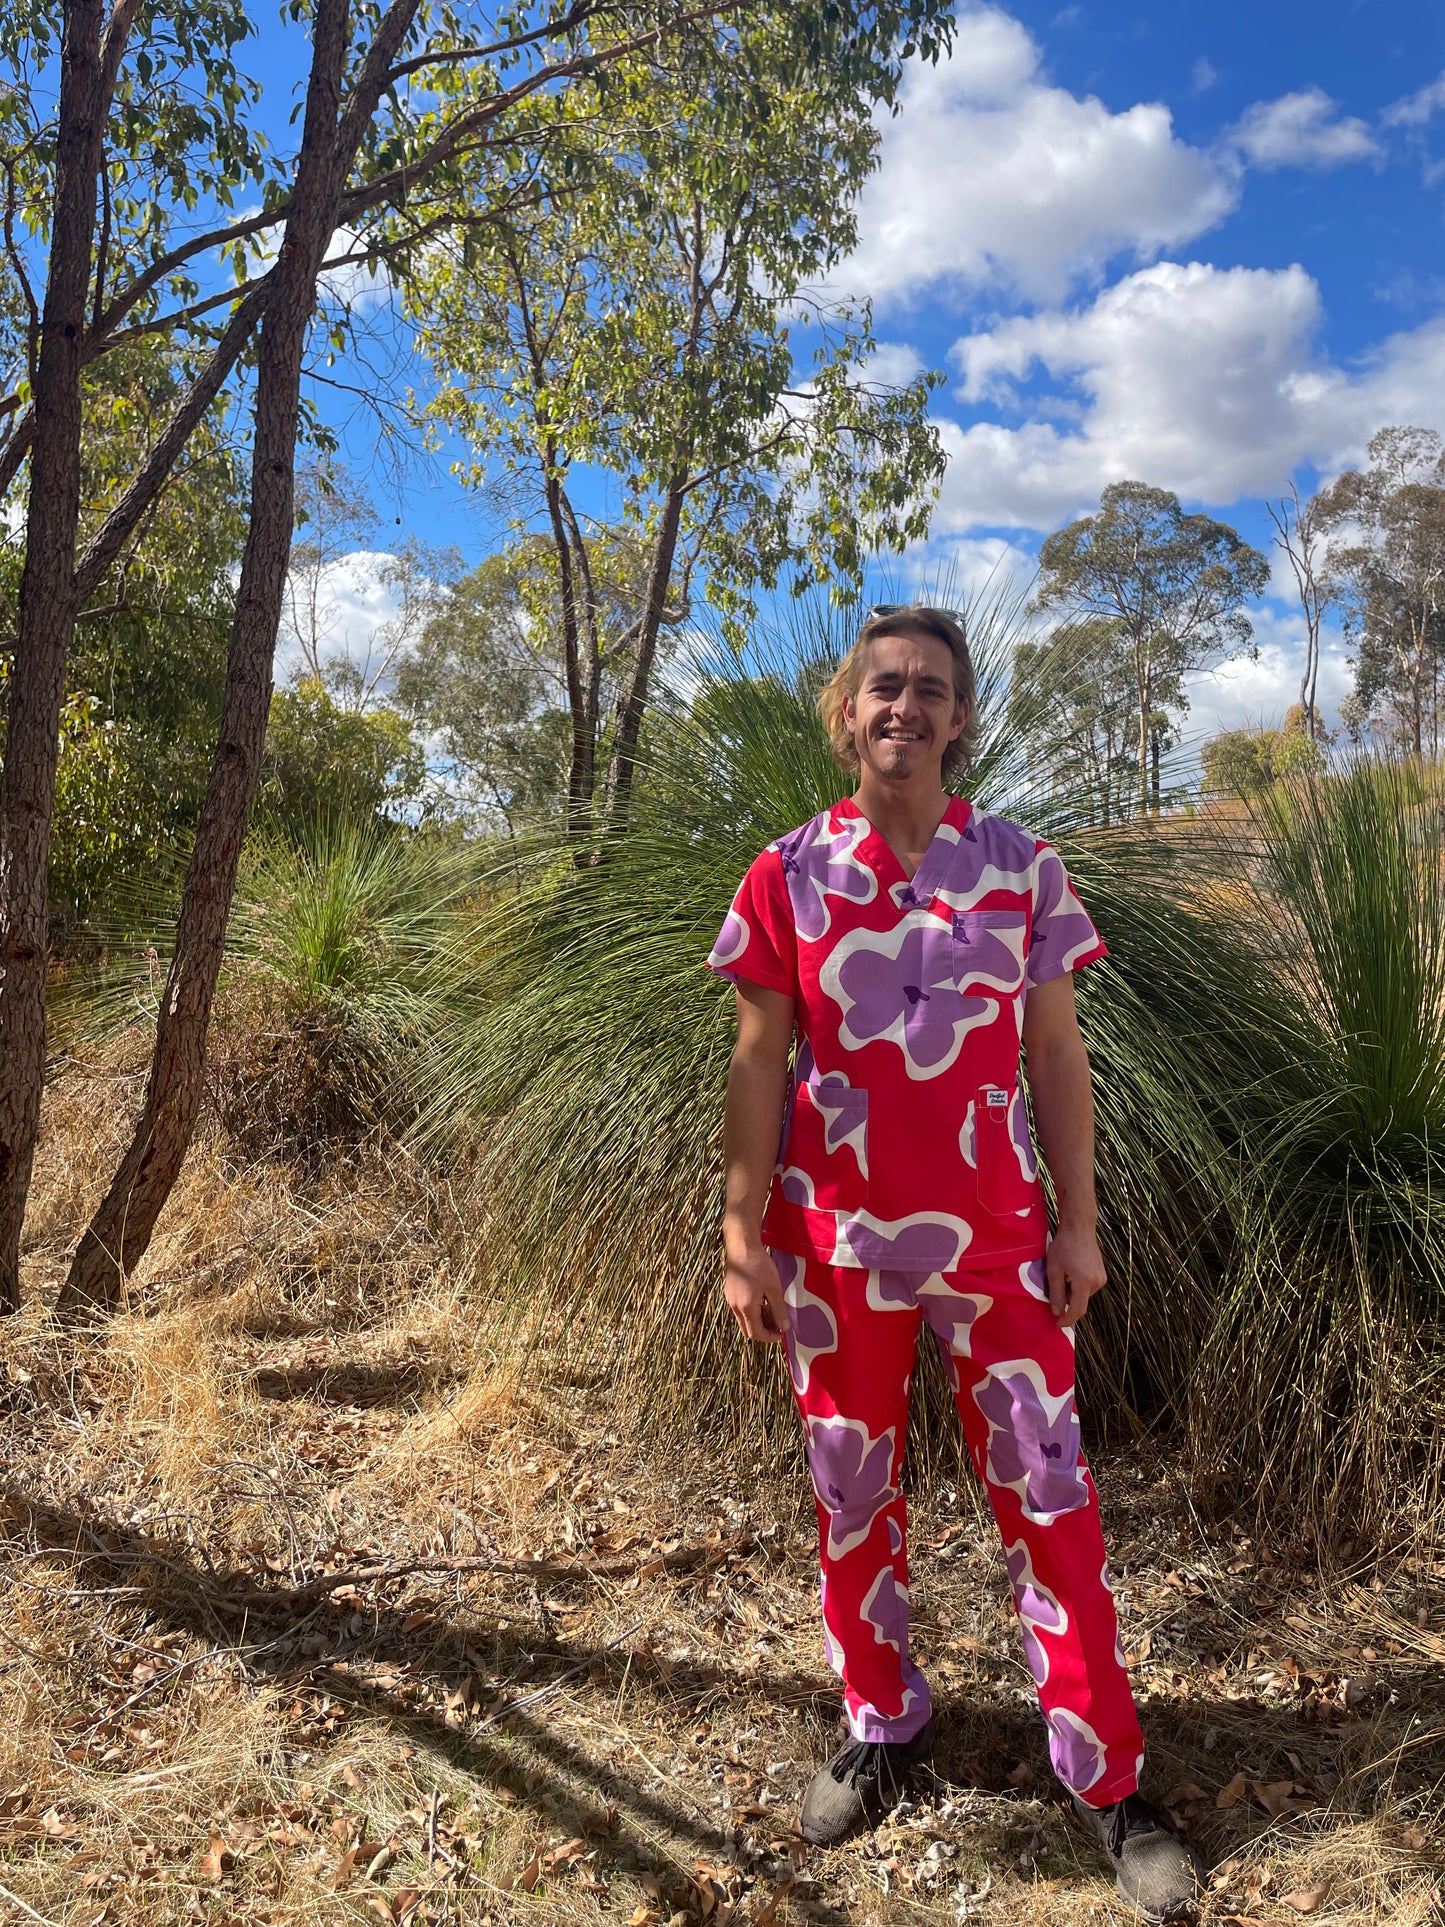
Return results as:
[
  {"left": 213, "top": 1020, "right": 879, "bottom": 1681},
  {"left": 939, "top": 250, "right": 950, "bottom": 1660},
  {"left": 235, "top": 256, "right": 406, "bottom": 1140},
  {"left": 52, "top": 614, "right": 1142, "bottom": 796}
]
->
[
  {"left": 777, "top": 1251, "right": 931, "bottom": 1743},
  {"left": 918, "top": 1256, "right": 1144, "bottom": 1806}
]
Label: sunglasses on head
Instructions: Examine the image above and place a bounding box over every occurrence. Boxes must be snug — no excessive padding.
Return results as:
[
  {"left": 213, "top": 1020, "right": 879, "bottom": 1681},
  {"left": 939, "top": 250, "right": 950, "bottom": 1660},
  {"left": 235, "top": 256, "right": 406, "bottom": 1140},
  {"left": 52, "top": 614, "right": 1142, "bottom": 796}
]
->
[{"left": 864, "top": 602, "right": 966, "bottom": 632}]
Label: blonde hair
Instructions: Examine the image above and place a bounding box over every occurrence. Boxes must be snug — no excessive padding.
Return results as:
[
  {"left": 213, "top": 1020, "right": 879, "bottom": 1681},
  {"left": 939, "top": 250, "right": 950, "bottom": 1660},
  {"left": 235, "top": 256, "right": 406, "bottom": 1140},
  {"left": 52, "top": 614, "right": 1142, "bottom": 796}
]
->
[{"left": 818, "top": 606, "right": 978, "bottom": 779}]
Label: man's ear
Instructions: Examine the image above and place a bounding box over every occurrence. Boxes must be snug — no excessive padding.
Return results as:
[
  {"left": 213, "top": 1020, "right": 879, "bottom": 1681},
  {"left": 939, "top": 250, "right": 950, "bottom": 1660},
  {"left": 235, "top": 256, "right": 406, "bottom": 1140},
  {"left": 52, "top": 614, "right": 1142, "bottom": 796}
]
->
[{"left": 948, "top": 703, "right": 968, "bottom": 743}]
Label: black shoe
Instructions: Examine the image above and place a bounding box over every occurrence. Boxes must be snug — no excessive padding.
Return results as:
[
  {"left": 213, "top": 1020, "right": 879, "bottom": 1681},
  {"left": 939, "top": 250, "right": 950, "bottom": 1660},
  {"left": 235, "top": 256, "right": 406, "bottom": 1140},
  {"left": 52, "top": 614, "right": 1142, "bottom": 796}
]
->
[
  {"left": 799, "top": 1720, "right": 934, "bottom": 1846},
  {"left": 1070, "top": 1792, "right": 1203, "bottom": 1922}
]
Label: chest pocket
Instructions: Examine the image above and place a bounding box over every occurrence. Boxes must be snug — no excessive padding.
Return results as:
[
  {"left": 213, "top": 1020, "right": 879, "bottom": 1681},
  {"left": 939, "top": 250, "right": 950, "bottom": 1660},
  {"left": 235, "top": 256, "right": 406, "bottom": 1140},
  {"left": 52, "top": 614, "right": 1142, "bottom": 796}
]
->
[{"left": 949, "top": 909, "right": 1028, "bottom": 997}]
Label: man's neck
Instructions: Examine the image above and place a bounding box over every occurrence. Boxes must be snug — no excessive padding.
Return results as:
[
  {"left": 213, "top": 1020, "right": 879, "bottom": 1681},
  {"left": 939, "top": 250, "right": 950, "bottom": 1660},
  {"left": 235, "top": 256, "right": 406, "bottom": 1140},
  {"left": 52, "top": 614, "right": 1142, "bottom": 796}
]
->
[{"left": 852, "top": 774, "right": 953, "bottom": 876}]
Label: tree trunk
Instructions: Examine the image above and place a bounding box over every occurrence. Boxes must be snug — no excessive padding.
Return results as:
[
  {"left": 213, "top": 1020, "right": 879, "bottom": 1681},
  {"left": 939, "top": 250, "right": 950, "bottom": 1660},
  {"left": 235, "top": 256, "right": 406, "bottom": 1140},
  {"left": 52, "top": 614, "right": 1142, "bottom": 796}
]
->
[
  {"left": 0, "top": 0, "right": 111, "bottom": 1312},
  {"left": 58, "top": 0, "right": 357, "bottom": 1319},
  {"left": 543, "top": 469, "right": 594, "bottom": 852},
  {"left": 1300, "top": 615, "right": 1319, "bottom": 742},
  {"left": 1134, "top": 655, "right": 1151, "bottom": 818},
  {"left": 603, "top": 478, "right": 686, "bottom": 838},
  {"left": 1150, "top": 725, "right": 1161, "bottom": 811},
  {"left": 559, "top": 488, "right": 605, "bottom": 807}
]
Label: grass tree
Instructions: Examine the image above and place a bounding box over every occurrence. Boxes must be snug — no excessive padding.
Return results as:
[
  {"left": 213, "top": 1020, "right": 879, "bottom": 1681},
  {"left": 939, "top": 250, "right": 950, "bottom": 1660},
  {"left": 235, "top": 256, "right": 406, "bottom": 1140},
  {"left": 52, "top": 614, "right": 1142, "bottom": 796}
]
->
[
  {"left": 405, "top": 593, "right": 1218, "bottom": 1452},
  {"left": 1184, "top": 759, "right": 1445, "bottom": 1531}
]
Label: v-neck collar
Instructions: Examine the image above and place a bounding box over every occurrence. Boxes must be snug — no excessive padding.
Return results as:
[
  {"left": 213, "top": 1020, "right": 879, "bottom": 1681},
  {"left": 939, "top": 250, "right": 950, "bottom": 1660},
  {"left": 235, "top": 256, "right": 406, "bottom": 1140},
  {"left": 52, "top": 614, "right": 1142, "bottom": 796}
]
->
[{"left": 838, "top": 792, "right": 975, "bottom": 902}]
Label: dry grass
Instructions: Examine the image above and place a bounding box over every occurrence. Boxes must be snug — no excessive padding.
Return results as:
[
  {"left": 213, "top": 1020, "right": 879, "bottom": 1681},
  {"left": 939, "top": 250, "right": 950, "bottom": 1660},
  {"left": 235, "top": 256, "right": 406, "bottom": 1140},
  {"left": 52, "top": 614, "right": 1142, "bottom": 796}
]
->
[{"left": 2, "top": 1053, "right": 1443, "bottom": 1926}]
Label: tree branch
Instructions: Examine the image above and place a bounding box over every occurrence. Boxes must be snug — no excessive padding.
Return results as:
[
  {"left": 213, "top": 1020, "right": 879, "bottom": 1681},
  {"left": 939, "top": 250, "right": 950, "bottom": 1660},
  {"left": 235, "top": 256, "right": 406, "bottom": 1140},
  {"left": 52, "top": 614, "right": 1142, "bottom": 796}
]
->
[
  {"left": 382, "top": 1, "right": 604, "bottom": 85},
  {"left": 72, "top": 273, "right": 275, "bottom": 604}
]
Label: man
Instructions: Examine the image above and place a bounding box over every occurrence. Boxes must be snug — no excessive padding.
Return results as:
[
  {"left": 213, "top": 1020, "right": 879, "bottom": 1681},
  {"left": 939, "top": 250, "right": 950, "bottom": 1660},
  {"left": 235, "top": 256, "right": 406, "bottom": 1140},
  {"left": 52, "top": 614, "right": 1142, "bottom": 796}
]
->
[{"left": 707, "top": 607, "right": 1201, "bottom": 1922}]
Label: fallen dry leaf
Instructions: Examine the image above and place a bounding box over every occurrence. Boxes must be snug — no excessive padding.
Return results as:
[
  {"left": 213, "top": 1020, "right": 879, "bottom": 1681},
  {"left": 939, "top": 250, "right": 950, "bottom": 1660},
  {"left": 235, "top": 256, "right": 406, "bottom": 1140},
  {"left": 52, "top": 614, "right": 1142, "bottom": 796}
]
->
[
  {"left": 1216, "top": 1771, "right": 1248, "bottom": 1809},
  {"left": 334, "top": 1840, "right": 384, "bottom": 1887},
  {"left": 1402, "top": 1823, "right": 1429, "bottom": 1851},
  {"left": 1282, "top": 1884, "right": 1329, "bottom": 1913},
  {"left": 754, "top": 1879, "right": 792, "bottom": 1927},
  {"left": 198, "top": 1829, "right": 234, "bottom": 1883},
  {"left": 1163, "top": 1779, "right": 1208, "bottom": 1823},
  {"left": 1251, "top": 1778, "right": 1300, "bottom": 1818}
]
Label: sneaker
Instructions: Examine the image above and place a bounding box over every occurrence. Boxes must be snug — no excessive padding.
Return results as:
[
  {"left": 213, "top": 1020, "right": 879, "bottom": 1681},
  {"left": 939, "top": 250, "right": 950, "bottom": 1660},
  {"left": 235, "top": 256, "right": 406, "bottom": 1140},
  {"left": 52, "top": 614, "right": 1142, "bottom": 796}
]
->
[
  {"left": 799, "top": 1720, "right": 935, "bottom": 1846},
  {"left": 1070, "top": 1791, "right": 1203, "bottom": 1922}
]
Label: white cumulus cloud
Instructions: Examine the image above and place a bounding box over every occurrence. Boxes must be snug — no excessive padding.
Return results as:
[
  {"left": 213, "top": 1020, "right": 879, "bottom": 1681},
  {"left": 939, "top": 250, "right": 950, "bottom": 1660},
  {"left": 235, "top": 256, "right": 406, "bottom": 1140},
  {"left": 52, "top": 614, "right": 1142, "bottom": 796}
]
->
[
  {"left": 1228, "top": 87, "right": 1381, "bottom": 170},
  {"left": 276, "top": 549, "right": 405, "bottom": 688},
  {"left": 833, "top": 4, "right": 1237, "bottom": 305},
  {"left": 864, "top": 341, "right": 930, "bottom": 386},
  {"left": 937, "top": 261, "right": 1445, "bottom": 531},
  {"left": 1181, "top": 604, "right": 1354, "bottom": 741}
]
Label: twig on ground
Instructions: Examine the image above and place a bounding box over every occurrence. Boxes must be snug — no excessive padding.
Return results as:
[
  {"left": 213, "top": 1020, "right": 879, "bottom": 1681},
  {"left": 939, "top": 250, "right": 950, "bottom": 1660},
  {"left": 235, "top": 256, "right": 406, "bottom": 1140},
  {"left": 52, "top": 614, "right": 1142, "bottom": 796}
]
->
[
  {"left": 0, "top": 1875, "right": 63, "bottom": 1927},
  {"left": 597, "top": 1712, "right": 715, "bottom": 1820},
  {"left": 2, "top": 1494, "right": 753, "bottom": 1617},
  {"left": 475, "top": 1620, "right": 645, "bottom": 1729}
]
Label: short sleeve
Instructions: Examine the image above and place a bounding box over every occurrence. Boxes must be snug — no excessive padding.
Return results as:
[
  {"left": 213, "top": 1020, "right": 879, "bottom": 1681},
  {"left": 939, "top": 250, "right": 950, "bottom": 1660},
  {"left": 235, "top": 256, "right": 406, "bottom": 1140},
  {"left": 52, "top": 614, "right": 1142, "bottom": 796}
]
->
[
  {"left": 1026, "top": 841, "right": 1108, "bottom": 988},
  {"left": 707, "top": 846, "right": 798, "bottom": 996}
]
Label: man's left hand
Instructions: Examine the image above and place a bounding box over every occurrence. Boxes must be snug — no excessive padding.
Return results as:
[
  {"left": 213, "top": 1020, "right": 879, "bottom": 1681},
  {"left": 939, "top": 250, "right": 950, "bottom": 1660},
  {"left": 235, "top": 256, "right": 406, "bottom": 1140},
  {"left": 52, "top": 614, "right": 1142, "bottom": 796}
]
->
[{"left": 1045, "top": 1219, "right": 1106, "bottom": 1327}]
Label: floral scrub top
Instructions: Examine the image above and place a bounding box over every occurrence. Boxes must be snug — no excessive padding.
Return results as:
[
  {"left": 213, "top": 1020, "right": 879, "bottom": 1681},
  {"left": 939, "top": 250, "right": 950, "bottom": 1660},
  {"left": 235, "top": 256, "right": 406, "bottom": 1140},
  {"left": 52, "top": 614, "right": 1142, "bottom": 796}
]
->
[{"left": 707, "top": 794, "right": 1107, "bottom": 1273}]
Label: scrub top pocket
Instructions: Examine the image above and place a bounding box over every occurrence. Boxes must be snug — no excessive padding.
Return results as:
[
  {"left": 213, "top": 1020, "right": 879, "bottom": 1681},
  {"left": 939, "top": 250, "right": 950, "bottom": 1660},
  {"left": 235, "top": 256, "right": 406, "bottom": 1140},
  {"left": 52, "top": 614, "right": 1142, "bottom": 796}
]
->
[
  {"left": 785, "top": 1078, "right": 870, "bottom": 1214},
  {"left": 973, "top": 1081, "right": 1037, "bottom": 1218}
]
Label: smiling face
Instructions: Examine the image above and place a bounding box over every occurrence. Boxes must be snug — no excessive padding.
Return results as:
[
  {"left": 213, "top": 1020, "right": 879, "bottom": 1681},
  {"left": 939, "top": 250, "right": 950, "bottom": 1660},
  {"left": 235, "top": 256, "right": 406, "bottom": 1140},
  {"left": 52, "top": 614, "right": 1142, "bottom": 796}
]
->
[{"left": 841, "top": 627, "right": 968, "bottom": 789}]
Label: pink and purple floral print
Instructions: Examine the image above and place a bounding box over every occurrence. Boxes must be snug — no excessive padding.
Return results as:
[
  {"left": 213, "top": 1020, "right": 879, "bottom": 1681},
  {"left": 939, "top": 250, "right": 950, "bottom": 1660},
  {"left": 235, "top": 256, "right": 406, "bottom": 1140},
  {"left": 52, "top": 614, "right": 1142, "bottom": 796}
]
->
[
  {"left": 707, "top": 794, "right": 1105, "bottom": 1273},
  {"left": 783, "top": 1256, "right": 1143, "bottom": 1791}
]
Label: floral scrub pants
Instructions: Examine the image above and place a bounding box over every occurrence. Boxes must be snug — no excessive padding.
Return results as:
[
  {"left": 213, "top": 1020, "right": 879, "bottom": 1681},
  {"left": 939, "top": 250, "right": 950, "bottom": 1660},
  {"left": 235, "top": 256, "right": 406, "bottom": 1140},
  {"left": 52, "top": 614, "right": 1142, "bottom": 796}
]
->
[{"left": 778, "top": 1249, "right": 1145, "bottom": 1807}]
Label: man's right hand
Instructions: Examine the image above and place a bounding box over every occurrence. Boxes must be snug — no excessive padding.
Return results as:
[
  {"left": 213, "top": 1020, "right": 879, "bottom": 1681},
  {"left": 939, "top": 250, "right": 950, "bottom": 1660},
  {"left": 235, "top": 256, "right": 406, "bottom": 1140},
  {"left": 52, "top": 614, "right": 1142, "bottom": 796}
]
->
[{"left": 724, "top": 1247, "right": 791, "bottom": 1344}]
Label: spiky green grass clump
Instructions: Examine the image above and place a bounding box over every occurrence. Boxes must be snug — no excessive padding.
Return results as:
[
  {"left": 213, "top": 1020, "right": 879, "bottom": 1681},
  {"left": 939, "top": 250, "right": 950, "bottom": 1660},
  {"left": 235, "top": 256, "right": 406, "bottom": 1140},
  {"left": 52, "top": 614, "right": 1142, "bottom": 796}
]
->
[{"left": 1182, "top": 762, "right": 1445, "bottom": 1531}]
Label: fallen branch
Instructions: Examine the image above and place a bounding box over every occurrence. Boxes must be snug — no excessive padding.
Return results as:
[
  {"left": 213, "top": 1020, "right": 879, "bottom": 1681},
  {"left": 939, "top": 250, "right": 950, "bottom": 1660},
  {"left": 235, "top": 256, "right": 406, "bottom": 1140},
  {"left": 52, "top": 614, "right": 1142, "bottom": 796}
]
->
[
  {"left": 0, "top": 1490, "right": 756, "bottom": 1617},
  {"left": 207, "top": 1531, "right": 756, "bottom": 1613}
]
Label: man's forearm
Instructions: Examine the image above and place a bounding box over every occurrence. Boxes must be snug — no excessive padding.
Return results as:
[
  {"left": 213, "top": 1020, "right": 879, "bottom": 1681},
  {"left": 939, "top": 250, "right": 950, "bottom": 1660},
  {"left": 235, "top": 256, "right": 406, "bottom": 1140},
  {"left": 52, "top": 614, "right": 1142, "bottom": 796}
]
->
[
  {"left": 722, "top": 1049, "right": 789, "bottom": 1257},
  {"left": 1027, "top": 1036, "right": 1099, "bottom": 1226}
]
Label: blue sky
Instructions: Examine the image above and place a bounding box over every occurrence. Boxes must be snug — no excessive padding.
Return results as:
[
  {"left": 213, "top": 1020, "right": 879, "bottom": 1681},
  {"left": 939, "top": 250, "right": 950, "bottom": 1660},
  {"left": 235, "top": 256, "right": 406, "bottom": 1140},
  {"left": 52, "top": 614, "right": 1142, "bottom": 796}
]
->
[
  {"left": 285, "top": 0, "right": 1445, "bottom": 740},
  {"left": 814, "top": 0, "right": 1445, "bottom": 738}
]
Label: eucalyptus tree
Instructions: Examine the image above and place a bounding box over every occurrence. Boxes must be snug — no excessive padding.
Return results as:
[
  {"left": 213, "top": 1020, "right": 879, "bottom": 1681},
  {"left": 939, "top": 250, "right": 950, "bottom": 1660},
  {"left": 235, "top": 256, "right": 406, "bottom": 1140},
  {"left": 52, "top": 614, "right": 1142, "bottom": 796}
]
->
[
  {"left": 396, "top": 537, "right": 659, "bottom": 834},
  {"left": 1267, "top": 483, "right": 1331, "bottom": 743},
  {"left": 407, "top": 1, "right": 953, "bottom": 848},
  {"left": 1319, "top": 426, "right": 1445, "bottom": 756},
  {"left": 41, "top": 0, "right": 770, "bottom": 1320},
  {"left": 1008, "top": 617, "right": 1141, "bottom": 826},
  {"left": 1034, "top": 482, "right": 1270, "bottom": 815},
  {"left": 0, "top": 0, "right": 271, "bottom": 1311}
]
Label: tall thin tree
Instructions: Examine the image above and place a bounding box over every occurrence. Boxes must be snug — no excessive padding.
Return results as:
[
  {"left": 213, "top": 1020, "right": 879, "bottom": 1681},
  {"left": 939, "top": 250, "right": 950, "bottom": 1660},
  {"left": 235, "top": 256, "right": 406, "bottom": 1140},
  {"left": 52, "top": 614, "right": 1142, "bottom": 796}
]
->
[
  {"left": 1267, "top": 483, "right": 1329, "bottom": 742},
  {"left": 0, "top": 0, "right": 140, "bottom": 1312},
  {"left": 57, "top": 0, "right": 760, "bottom": 1317}
]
